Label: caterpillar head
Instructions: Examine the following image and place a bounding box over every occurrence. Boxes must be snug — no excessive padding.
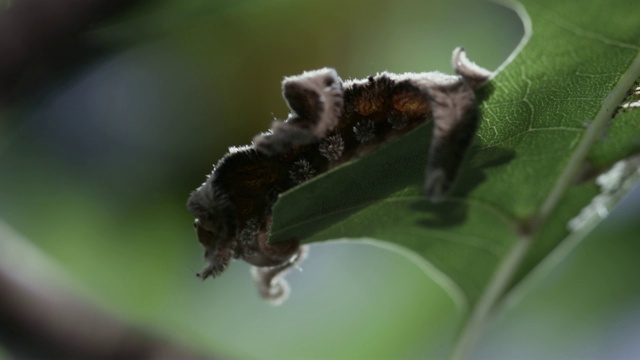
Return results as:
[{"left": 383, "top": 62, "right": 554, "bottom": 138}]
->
[{"left": 187, "top": 182, "right": 235, "bottom": 279}]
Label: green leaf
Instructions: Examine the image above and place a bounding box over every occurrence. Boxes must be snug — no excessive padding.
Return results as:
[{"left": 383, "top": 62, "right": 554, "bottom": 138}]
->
[{"left": 269, "top": 0, "right": 640, "bottom": 357}]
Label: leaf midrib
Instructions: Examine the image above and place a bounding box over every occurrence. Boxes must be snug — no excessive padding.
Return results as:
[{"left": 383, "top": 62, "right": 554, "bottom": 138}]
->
[{"left": 534, "top": 47, "right": 640, "bottom": 232}]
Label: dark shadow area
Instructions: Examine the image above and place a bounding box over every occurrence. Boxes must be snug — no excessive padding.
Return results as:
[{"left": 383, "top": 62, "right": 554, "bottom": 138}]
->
[
  {"left": 0, "top": 0, "right": 150, "bottom": 108},
  {"left": 413, "top": 144, "right": 515, "bottom": 229},
  {"left": 408, "top": 80, "right": 510, "bottom": 228},
  {"left": 476, "top": 80, "right": 495, "bottom": 104}
]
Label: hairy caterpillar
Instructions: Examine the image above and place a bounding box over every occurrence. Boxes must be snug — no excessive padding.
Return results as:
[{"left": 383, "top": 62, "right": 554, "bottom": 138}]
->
[{"left": 187, "top": 48, "right": 491, "bottom": 304}]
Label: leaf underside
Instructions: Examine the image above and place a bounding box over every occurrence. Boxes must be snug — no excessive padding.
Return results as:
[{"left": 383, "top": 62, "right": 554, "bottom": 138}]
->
[{"left": 269, "top": 0, "right": 640, "bottom": 312}]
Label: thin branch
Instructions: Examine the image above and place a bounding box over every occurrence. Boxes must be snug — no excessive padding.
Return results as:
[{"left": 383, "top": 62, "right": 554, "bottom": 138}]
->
[{"left": 0, "top": 220, "right": 216, "bottom": 360}]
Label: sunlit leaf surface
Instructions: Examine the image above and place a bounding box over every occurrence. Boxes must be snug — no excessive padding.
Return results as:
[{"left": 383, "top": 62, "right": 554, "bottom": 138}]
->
[{"left": 270, "top": 0, "right": 640, "bottom": 315}]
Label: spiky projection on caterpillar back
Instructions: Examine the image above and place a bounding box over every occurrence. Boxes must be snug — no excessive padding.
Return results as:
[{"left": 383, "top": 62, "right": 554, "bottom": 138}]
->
[{"left": 187, "top": 48, "right": 491, "bottom": 304}]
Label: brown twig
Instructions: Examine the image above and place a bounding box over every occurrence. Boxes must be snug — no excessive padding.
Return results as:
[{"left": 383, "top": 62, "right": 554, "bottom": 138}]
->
[{"left": 0, "top": 220, "right": 216, "bottom": 360}]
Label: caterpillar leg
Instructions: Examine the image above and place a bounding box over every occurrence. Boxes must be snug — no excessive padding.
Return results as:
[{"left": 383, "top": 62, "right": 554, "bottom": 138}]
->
[
  {"left": 250, "top": 245, "right": 309, "bottom": 305},
  {"left": 424, "top": 48, "right": 491, "bottom": 201}
]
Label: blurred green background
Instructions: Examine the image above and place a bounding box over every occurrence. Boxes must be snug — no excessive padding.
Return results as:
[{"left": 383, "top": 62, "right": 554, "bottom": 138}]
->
[{"left": 1, "top": 0, "right": 639, "bottom": 359}]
